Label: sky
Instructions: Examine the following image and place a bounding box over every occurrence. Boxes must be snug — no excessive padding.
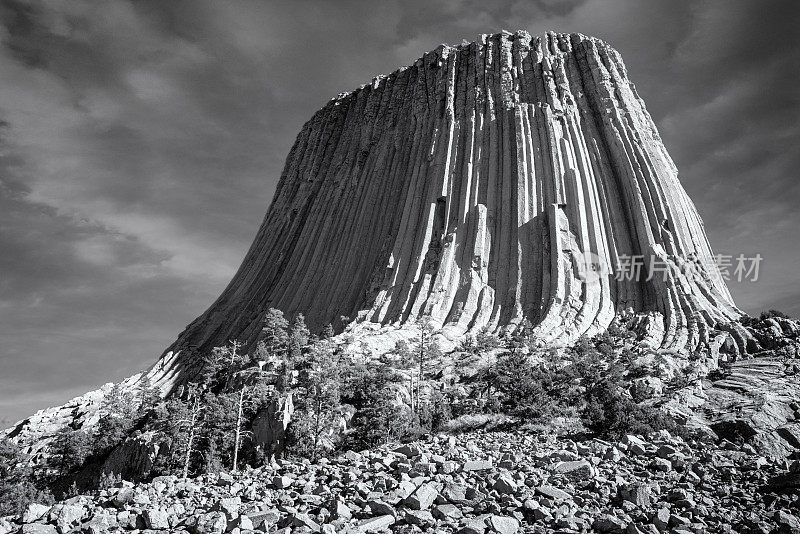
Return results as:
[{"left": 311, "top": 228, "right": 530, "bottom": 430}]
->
[{"left": 0, "top": 0, "right": 798, "bottom": 428}]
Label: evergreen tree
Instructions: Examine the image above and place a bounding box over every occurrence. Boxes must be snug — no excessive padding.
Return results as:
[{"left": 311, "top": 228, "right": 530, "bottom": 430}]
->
[
  {"left": 138, "top": 375, "right": 162, "bottom": 415},
  {"left": 200, "top": 390, "right": 237, "bottom": 472},
  {"left": 151, "top": 384, "right": 207, "bottom": 478},
  {"left": 342, "top": 363, "right": 409, "bottom": 448},
  {"left": 394, "top": 339, "right": 413, "bottom": 369},
  {"left": 229, "top": 371, "right": 270, "bottom": 472},
  {"left": 0, "top": 438, "right": 53, "bottom": 516},
  {"left": 393, "top": 340, "right": 415, "bottom": 414},
  {"left": 412, "top": 317, "right": 441, "bottom": 413},
  {"left": 94, "top": 383, "right": 137, "bottom": 455},
  {"left": 259, "top": 308, "right": 289, "bottom": 361},
  {"left": 320, "top": 323, "right": 335, "bottom": 340},
  {"left": 150, "top": 397, "right": 188, "bottom": 475},
  {"left": 288, "top": 341, "right": 342, "bottom": 460},
  {"left": 48, "top": 428, "right": 91, "bottom": 475},
  {"left": 199, "top": 340, "right": 247, "bottom": 390},
  {"left": 102, "top": 383, "right": 135, "bottom": 418},
  {"left": 288, "top": 313, "right": 311, "bottom": 362}
]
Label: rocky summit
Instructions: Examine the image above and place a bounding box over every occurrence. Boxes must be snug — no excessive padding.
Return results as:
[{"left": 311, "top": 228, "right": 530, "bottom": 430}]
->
[{"left": 4, "top": 430, "right": 800, "bottom": 534}]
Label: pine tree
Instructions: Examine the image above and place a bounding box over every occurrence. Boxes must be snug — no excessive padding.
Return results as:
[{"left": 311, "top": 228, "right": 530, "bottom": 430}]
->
[
  {"left": 224, "top": 366, "right": 268, "bottom": 473},
  {"left": 153, "top": 384, "right": 207, "bottom": 479},
  {"left": 150, "top": 397, "right": 187, "bottom": 476},
  {"left": 210, "top": 353, "right": 272, "bottom": 473},
  {"left": 201, "top": 390, "right": 236, "bottom": 473},
  {"left": 232, "top": 387, "right": 247, "bottom": 471},
  {"left": 412, "top": 317, "right": 441, "bottom": 414},
  {"left": 288, "top": 341, "right": 342, "bottom": 460},
  {"left": 200, "top": 340, "right": 247, "bottom": 390},
  {"left": 0, "top": 438, "right": 53, "bottom": 515},
  {"left": 103, "top": 383, "right": 135, "bottom": 418},
  {"left": 94, "top": 383, "right": 137, "bottom": 454},
  {"left": 393, "top": 340, "right": 415, "bottom": 411},
  {"left": 260, "top": 308, "right": 289, "bottom": 360},
  {"left": 199, "top": 347, "right": 226, "bottom": 389},
  {"left": 394, "top": 340, "right": 413, "bottom": 368},
  {"left": 48, "top": 428, "right": 91, "bottom": 475},
  {"left": 138, "top": 374, "right": 162, "bottom": 415},
  {"left": 288, "top": 313, "right": 311, "bottom": 362},
  {"left": 320, "top": 323, "right": 335, "bottom": 339},
  {"left": 340, "top": 361, "right": 411, "bottom": 448},
  {"left": 181, "top": 387, "right": 204, "bottom": 479}
]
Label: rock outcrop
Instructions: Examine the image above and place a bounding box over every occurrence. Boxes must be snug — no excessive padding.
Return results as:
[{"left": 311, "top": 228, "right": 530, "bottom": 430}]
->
[{"left": 156, "top": 30, "right": 740, "bottom": 386}]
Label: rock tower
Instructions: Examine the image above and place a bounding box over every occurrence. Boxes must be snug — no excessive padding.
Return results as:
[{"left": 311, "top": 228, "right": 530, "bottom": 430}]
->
[{"left": 159, "top": 31, "right": 741, "bottom": 379}]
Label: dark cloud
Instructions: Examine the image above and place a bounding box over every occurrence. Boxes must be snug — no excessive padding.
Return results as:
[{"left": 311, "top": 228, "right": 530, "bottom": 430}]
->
[{"left": 0, "top": 0, "right": 798, "bottom": 426}]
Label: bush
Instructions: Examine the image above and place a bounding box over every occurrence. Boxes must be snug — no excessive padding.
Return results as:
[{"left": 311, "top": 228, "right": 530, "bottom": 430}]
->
[
  {"left": 479, "top": 330, "right": 681, "bottom": 439},
  {"left": 415, "top": 389, "right": 453, "bottom": 434},
  {"left": 459, "top": 328, "right": 502, "bottom": 354},
  {"left": 484, "top": 351, "right": 575, "bottom": 422},
  {"left": 760, "top": 309, "right": 789, "bottom": 320},
  {"left": 583, "top": 381, "right": 676, "bottom": 440}
]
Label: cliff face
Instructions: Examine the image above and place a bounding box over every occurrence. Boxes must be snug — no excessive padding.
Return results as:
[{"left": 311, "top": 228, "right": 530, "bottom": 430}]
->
[{"left": 163, "top": 31, "right": 740, "bottom": 369}]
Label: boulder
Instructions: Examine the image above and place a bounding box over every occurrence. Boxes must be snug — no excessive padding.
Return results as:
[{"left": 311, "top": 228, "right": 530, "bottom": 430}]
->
[
  {"left": 620, "top": 484, "right": 651, "bottom": 507},
  {"left": 49, "top": 504, "right": 85, "bottom": 532},
  {"left": 142, "top": 509, "right": 170, "bottom": 530},
  {"left": 592, "top": 514, "right": 628, "bottom": 533},
  {"left": 432, "top": 504, "right": 463, "bottom": 521},
  {"left": 21, "top": 525, "right": 58, "bottom": 534},
  {"left": 552, "top": 459, "right": 595, "bottom": 481},
  {"left": 357, "top": 514, "right": 395, "bottom": 532},
  {"left": 463, "top": 460, "right": 493, "bottom": 472},
  {"left": 22, "top": 503, "right": 51, "bottom": 523},
  {"left": 536, "top": 485, "right": 572, "bottom": 502},
  {"left": 493, "top": 474, "right": 517, "bottom": 494},
  {"left": 487, "top": 515, "right": 519, "bottom": 534},
  {"left": 194, "top": 512, "right": 227, "bottom": 534},
  {"left": 404, "top": 509, "right": 435, "bottom": 528},
  {"left": 405, "top": 482, "right": 438, "bottom": 510}
]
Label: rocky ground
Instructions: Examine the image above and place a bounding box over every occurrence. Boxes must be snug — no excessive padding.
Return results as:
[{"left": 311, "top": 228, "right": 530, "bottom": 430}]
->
[{"left": 3, "top": 428, "right": 800, "bottom": 534}]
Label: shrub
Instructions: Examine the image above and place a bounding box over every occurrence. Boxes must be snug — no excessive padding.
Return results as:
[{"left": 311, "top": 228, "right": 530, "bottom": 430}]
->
[
  {"left": 479, "top": 330, "right": 681, "bottom": 439},
  {"left": 488, "top": 351, "right": 574, "bottom": 422},
  {"left": 760, "top": 309, "right": 789, "bottom": 320},
  {"left": 415, "top": 389, "right": 453, "bottom": 433},
  {"left": 583, "top": 381, "right": 676, "bottom": 440}
]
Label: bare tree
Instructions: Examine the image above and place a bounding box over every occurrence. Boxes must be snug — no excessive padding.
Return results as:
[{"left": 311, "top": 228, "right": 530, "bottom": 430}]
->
[
  {"left": 180, "top": 385, "right": 204, "bottom": 479},
  {"left": 413, "top": 317, "right": 440, "bottom": 413},
  {"left": 230, "top": 367, "right": 267, "bottom": 472}
]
